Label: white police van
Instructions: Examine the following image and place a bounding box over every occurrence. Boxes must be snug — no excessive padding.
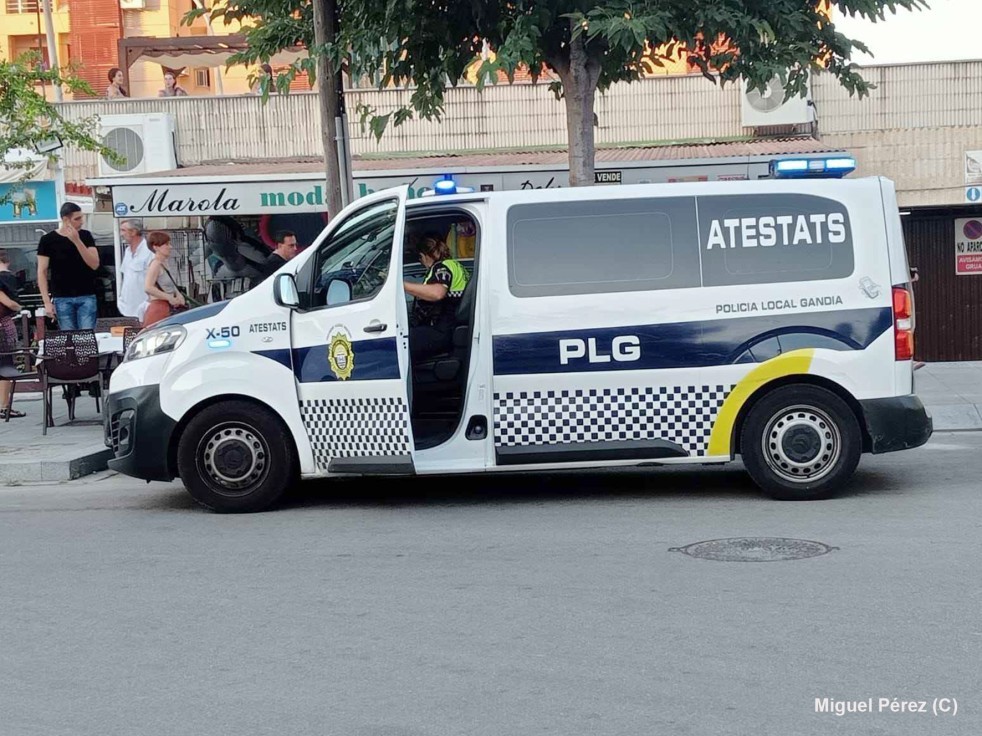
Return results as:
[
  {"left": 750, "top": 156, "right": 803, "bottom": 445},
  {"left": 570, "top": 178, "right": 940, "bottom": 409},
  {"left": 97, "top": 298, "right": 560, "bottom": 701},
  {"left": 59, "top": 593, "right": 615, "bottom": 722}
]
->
[{"left": 106, "top": 160, "right": 932, "bottom": 512}]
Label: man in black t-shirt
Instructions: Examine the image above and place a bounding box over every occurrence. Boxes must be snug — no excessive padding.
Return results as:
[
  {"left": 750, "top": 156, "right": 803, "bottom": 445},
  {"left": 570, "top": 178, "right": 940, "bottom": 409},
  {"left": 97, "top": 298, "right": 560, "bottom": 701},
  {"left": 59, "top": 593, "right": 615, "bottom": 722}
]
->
[
  {"left": 36, "top": 202, "right": 100, "bottom": 330},
  {"left": 261, "top": 230, "right": 299, "bottom": 281}
]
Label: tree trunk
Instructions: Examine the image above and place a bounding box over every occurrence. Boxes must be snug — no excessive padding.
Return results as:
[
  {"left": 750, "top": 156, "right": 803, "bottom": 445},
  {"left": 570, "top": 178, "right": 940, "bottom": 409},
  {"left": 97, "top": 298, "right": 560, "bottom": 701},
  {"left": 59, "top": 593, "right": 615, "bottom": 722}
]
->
[
  {"left": 313, "top": 0, "right": 344, "bottom": 216},
  {"left": 557, "top": 20, "right": 601, "bottom": 187}
]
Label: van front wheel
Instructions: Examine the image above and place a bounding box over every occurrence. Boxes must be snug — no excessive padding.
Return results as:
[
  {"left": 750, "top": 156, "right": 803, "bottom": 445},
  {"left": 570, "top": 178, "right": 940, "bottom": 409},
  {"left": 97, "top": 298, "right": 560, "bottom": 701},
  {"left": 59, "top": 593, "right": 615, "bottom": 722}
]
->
[
  {"left": 177, "top": 401, "right": 296, "bottom": 513},
  {"left": 740, "top": 385, "right": 861, "bottom": 501}
]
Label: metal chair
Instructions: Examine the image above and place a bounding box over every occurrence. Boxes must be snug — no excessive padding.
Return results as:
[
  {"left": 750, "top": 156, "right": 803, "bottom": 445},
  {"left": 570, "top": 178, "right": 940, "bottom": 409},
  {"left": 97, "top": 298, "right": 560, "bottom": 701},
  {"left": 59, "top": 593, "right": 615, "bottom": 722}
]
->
[
  {"left": 122, "top": 326, "right": 141, "bottom": 354},
  {"left": 38, "top": 330, "right": 102, "bottom": 435}
]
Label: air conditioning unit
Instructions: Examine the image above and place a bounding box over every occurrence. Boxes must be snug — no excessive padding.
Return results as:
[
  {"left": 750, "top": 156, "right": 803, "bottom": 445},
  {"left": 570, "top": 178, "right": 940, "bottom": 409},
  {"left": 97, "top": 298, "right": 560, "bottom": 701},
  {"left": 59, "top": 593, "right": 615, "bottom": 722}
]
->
[
  {"left": 740, "top": 77, "right": 814, "bottom": 128},
  {"left": 97, "top": 113, "right": 177, "bottom": 176},
  {"left": 119, "top": 0, "right": 146, "bottom": 9}
]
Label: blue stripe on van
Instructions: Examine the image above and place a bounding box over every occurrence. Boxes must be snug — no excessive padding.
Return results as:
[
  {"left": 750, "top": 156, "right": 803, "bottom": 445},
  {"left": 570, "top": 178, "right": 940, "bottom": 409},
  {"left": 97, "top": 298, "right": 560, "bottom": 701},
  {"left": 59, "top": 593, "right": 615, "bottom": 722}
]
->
[
  {"left": 492, "top": 307, "right": 892, "bottom": 376},
  {"left": 253, "top": 348, "right": 293, "bottom": 371},
  {"left": 292, "top": 337, "right": 400, "bottom": 383}
]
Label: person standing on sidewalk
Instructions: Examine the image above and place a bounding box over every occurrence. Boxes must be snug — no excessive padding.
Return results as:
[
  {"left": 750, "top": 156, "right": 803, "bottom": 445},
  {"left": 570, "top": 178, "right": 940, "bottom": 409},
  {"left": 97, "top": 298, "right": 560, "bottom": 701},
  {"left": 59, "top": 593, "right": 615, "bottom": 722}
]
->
[
  {"left": 0, "top": 249, "right": 26, "bottom": 419},
  {"left": 142, "top": 231, "right": 186, "bottom": 328},
  {"left": 117, "top": 219, "right": 153, "bottom": 321},
  {"left": 36, "top": 203, "right": 100, "bottom": 330}
]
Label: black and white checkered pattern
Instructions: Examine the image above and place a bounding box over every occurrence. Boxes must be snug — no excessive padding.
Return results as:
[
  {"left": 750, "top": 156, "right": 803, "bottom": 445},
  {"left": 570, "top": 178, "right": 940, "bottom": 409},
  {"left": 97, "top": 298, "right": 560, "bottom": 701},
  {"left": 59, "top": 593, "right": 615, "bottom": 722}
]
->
[
  {"left": 301, "top": 397, "right": 411, "bottom": 469},
  {"left": 493, "top": 385, "right": 733, "bottom": 456}
]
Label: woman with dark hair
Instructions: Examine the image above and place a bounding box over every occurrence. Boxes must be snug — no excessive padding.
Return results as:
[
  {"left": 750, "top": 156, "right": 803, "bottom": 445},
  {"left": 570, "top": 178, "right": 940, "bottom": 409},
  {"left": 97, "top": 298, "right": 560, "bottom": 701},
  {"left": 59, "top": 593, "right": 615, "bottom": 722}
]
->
[
  {"left": 107, "top": 68, "right": 127, "bottom": 98},
  {"left": 158, "top": 70, "right": 188, "bottom": 97},
  {"left": 403, "top": 234, "right": 470, "bottom": 361},
  {"left": 252, "top": 63, "right": 275, "bottom": 95},
  {"left": 143, "top": 232, "right": 185, "bottom": 327}
]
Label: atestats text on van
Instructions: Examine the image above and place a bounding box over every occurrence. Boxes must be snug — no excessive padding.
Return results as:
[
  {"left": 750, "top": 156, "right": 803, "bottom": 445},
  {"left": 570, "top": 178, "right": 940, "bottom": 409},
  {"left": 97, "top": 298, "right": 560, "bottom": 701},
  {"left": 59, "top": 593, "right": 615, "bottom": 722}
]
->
[{"left": 105, "top": 174, "right": 931, "bottom": 512}]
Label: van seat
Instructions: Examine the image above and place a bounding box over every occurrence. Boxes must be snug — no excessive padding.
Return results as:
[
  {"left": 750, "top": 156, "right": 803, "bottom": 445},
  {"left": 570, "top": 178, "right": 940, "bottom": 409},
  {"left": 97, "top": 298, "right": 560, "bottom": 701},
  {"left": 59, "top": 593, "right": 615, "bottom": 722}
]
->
[{"left": 412, "top": 270, "right": 476, "bottom": 387}]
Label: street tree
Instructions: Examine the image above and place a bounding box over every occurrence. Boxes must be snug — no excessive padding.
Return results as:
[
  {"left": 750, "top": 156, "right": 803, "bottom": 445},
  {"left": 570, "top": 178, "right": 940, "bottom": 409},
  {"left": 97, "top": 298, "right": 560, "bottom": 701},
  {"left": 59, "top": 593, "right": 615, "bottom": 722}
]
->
[
  {"left": 0, "top": 52, "right": 112, "bottom": 195},
  {"left": 193, "top": 0, "right": 926, "bottom": 187}
]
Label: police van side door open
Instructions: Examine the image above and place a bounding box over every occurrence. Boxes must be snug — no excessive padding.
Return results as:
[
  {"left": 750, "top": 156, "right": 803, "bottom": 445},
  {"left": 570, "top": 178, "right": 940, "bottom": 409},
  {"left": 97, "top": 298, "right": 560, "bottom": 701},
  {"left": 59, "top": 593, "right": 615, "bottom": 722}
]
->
[{"left": 284, "top": 187, "right": 415, "bottom": 475}]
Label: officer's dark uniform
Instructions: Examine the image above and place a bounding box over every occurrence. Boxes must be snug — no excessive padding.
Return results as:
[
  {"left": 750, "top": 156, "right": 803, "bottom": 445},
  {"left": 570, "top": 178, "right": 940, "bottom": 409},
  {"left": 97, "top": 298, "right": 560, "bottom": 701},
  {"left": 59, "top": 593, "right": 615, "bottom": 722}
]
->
[{"left": 409, "top": 258, "right": 468, "bottom": 361}]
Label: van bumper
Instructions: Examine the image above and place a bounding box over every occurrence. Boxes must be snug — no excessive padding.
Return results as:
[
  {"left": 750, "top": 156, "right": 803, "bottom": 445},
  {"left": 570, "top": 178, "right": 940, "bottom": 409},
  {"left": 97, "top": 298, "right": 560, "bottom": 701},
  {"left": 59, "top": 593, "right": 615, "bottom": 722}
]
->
[
  {"left": 859, "top": 395, "right": 933, "bottom": 454},
  {"left": 104, "top": 385, "right": 177, "bottom": 482}
]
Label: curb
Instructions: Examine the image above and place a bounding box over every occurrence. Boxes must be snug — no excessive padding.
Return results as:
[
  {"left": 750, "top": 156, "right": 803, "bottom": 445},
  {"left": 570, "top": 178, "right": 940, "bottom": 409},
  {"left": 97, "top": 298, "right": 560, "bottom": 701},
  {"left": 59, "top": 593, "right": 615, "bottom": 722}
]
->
[
  {"left": 926, "top": 404, "right": 982, "bottom": 432},
  {"left": 0, "top": 447, "right": 113, "bottom": 483}
]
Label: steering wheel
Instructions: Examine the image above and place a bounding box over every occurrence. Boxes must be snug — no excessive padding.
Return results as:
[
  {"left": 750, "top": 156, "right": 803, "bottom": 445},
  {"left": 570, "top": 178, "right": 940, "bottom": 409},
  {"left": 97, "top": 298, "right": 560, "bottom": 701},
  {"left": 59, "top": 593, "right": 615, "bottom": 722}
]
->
[{"left": 352, "top": 262, "right": 388, "bottom": 298}]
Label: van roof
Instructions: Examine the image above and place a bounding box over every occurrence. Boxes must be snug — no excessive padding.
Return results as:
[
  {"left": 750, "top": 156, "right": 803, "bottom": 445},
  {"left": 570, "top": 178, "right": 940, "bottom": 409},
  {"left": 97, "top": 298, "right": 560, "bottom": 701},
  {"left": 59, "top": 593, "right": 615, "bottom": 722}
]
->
[{"left": 404, "top": 176, "right": 888, "bottom": 209}]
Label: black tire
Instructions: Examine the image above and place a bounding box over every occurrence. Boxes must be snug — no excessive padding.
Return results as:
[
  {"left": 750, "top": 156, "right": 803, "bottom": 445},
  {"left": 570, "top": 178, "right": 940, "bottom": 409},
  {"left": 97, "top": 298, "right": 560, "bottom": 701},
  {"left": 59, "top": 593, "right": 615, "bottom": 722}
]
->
[
  {"left": 739, "top": 384, "right": 862, "bottom": 501},
  {"left": 176, "top": 400, "right": 296, "bottom": 513}
]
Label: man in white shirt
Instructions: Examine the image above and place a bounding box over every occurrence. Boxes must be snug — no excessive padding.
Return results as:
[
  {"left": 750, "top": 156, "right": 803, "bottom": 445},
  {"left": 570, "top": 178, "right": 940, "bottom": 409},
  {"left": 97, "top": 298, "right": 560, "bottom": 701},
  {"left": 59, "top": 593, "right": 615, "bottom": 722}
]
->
[{"left": 117, "top": 219, "right": 154, "bottom": 320}]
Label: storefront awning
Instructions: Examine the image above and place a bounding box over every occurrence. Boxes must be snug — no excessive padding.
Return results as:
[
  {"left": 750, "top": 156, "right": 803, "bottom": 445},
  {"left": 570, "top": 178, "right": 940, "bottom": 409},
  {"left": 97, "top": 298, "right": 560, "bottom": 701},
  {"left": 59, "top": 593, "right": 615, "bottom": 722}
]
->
[
  {"left": 119, "top": 35, "right": 308, "bottom": 72},
  {"left": 1, "top": 150, "right": 48, "bottom": 184}
]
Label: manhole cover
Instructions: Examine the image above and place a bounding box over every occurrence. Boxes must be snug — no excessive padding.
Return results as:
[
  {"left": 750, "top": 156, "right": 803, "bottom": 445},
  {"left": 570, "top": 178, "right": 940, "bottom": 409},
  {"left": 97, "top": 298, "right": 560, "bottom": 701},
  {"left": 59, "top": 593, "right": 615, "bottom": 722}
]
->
[{"left": 670, "top": 537, "right": 836, "bottom": 562}]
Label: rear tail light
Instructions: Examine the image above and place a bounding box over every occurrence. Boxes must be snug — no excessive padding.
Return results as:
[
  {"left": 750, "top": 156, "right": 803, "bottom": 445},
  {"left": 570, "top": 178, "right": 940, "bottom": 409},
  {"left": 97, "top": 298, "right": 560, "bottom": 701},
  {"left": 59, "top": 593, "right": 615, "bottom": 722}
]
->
[{"left": 893, "top": 286, "right": 914, "bottom": 361}]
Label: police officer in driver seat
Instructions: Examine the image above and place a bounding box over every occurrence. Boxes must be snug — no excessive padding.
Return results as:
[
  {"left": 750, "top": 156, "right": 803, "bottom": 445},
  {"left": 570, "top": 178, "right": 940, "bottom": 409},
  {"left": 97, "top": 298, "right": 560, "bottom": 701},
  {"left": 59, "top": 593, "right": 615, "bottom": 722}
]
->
[{"left": 403, "top": 234, "right": 469, "bottom": 362}]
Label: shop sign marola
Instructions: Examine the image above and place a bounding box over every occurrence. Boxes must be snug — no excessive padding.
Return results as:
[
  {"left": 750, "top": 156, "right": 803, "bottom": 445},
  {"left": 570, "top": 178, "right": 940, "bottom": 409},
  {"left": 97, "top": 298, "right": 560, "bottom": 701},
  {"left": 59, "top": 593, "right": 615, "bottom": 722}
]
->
[{"left": 112, "top": 181, "right": 330, "bottom": 217}]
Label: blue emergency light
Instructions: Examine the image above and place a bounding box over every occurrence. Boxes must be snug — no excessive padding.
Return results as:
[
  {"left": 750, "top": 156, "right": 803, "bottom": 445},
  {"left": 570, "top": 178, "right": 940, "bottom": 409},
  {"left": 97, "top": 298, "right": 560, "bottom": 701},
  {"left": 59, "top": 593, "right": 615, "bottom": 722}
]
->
[
  {"left": 770, "top": 156, "right": 856, "bottom": 179},
  {"left": 434, "top": 175, "right": 457, "bottom": 194},
  {"left": 423, "top": 174, "right": 475, "bottom": 197}
]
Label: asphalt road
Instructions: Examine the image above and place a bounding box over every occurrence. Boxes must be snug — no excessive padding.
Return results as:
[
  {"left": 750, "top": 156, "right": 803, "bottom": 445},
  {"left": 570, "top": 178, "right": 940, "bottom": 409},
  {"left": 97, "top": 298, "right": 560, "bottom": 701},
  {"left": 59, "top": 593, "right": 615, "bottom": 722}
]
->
[{"left": 2, "top": 433, "right": 980, "bottom": 736}]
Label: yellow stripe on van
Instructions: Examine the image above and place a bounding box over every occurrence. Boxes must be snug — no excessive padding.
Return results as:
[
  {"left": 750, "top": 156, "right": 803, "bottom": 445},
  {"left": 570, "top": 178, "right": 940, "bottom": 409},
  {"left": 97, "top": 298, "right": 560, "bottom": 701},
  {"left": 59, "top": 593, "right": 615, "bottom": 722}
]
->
[{"left": 707, "top": 349, "right": 816, "bottom": 457}]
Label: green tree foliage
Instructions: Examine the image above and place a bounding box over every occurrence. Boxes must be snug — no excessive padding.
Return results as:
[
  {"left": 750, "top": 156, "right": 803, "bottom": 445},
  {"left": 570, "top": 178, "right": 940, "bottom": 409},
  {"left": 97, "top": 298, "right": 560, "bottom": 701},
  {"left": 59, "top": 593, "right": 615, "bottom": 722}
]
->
[
  {"left": 0, "top": 53, "right": 112, "bottom": 185},
  {"left": 189, "top": 0, "right": 927, "bottom": 185}
]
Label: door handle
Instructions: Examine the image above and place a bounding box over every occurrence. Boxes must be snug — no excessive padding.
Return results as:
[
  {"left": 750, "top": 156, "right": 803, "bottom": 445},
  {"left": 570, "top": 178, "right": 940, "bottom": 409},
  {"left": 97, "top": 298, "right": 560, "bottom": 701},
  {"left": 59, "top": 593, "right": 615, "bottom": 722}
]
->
[{"left": 363, "top": 322, "right": 387, "bottom": 334}]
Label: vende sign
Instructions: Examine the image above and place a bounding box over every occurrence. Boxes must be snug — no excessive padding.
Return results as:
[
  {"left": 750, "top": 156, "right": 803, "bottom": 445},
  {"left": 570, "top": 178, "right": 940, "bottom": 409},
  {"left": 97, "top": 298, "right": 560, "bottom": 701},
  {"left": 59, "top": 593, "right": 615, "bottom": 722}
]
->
[
  {"left": 955, "top": 218, "right": 982, "bottom": 276},
  {"left": 112, "top": 181, "right": 330, "bottom": 217}
]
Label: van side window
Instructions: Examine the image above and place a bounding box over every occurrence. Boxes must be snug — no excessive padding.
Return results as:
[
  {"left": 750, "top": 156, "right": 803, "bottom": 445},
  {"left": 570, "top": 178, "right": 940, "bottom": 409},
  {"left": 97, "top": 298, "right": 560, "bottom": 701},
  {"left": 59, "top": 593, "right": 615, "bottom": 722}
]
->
[
  {"left": 506, "top": 198, "right": 701, "bottom": 297},
  {"left": 307, "top": 199, "right": 398, "bottom": 309},
  {"left": 697, "top": 194, "right": 855, "bottom": 286}
]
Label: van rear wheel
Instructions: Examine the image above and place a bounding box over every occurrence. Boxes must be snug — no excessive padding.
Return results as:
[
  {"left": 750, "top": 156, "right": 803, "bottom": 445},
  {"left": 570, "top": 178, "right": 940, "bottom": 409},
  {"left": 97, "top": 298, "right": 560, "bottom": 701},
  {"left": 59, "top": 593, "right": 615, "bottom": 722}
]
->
[
  {"left": 740, "top": 385, "right": 861, "bottom": 501},
  {"left": 177, "top": 400, "right": 296, "bottom": 513}
]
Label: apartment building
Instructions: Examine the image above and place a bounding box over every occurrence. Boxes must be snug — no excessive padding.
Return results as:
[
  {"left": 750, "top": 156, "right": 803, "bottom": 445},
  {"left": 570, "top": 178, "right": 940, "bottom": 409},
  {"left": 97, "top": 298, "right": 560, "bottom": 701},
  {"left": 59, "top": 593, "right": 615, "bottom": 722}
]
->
[{"left": 0, "top": 0, "right": 257, "bottom": 99}]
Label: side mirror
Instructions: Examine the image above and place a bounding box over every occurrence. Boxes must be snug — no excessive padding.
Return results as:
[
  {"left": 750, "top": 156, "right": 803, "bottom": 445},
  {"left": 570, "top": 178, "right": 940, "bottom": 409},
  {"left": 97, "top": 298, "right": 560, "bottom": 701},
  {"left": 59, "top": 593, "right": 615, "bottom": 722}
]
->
[
  {"left": 273, "top": 273, "right": 300, "bottom": 309},
  {"left": 326, "top": 278, "right": 352, "bottom": 306}
]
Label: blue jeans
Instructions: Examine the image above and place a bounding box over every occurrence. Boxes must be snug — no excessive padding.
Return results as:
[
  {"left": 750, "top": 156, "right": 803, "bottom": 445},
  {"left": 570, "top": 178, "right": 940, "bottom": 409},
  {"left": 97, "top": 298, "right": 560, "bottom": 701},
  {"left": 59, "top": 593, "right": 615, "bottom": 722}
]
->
[{"left": 52, "top": 295, "right": 98, "bottom": 330}]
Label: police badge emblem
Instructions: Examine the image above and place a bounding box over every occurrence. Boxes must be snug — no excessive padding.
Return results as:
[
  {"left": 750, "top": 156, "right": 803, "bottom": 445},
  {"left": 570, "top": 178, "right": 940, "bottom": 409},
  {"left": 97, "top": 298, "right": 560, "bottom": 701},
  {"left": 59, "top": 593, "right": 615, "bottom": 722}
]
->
[{"left": 328, "top": 330, "right": 354, "bottom": 380}]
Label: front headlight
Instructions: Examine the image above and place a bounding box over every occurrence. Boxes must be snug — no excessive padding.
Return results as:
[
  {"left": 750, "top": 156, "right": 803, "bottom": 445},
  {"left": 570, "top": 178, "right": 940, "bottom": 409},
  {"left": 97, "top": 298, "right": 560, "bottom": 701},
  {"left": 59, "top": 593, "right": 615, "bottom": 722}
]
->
[{"left": 125, "top": 326, "right": 186, "bottom": 362}]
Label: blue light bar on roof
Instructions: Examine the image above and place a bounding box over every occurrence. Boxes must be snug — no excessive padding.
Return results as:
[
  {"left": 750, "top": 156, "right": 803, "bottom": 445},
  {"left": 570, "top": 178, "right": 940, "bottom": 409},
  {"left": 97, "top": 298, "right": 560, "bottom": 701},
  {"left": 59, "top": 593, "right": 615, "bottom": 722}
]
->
[
  {"left": 434, "top": 175, "right": 457, "bottom": 195},
  {"left": 770, "top": 156, "right": 856, "bottom": 179},
  {"left": 421, "top": 174, "right": 475, "bottom": 197}
]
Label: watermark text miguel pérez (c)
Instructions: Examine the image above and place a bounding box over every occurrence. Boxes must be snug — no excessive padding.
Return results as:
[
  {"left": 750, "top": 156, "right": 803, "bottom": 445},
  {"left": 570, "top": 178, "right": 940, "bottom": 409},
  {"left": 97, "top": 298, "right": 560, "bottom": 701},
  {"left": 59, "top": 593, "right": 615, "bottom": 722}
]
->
[{"left": 815, "top": 698, "right": 958, "bottom": 717}]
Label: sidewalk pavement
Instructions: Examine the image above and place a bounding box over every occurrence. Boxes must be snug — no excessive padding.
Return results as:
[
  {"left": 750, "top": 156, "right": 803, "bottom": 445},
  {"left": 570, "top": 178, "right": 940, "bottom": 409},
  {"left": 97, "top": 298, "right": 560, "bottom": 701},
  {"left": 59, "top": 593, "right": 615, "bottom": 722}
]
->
[
  {"left": 1, "top": 362, "right": 979, "bottom": 483},
  {"left": 0, "top": 391, "right": 112, "bottom": 483},
  {"left": 913, "top": 361, "right": 982, "bottom": 431}
]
